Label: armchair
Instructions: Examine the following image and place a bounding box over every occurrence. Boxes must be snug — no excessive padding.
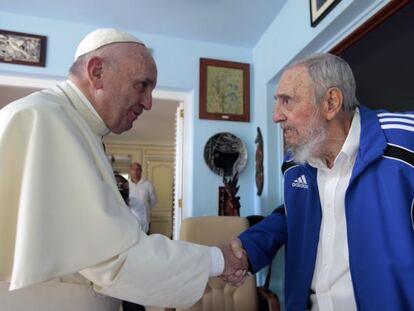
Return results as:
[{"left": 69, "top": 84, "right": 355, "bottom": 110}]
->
[{"left": 174, "top": 216, "right": 280, "bottom": 311}]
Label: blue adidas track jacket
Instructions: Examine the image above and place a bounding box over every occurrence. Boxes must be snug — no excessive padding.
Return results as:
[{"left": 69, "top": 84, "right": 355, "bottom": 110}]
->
[{"left": 239, "top": 106, "right": 414, "bottom": 310}]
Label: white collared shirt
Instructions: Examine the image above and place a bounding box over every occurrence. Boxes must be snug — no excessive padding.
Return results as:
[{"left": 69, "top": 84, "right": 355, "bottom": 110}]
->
[
  {"left": 308, "top": 108, "right": 360, "bottom": 311},
  {"left": 129, "top": 179, "right": 157, "bottom": 209}
]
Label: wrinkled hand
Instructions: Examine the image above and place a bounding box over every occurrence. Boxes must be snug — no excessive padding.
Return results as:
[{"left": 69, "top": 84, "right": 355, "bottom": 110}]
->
[{"left": 218, "top": 238, "right": 250, "bottom": 287}]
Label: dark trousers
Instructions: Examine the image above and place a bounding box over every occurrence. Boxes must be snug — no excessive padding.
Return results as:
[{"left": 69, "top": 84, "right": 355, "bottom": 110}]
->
[{"left": 122, "top": 300, "right": 145, "bottom": 311}]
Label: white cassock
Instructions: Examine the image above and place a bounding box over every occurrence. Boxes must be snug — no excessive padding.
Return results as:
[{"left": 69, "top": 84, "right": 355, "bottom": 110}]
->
[{"left": 0, "top": 80, "right": 210, "bottom": 310}]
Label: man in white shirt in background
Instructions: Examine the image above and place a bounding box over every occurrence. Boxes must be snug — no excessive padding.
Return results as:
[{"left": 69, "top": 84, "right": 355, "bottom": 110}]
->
[{"left": 128, "top": 162, "right": 157, "bottom": 234}]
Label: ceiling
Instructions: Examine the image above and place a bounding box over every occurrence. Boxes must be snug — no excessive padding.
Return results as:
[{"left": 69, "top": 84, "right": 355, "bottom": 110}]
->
[
  {"left": 105, "top": 98, "right": 179, "bottom": 145},
  {"left": 0, "top": 85, "right": 39, "bottom": 108},
  {"left": 0, "top": 0, "right": 287, "bottom": 48}
]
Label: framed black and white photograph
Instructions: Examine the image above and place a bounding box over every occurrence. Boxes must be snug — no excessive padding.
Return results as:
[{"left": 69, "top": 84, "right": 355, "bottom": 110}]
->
[
  {"left": 310, "top": 0, "right": 342, "bottom": 27},
  {"left": 0, "top": 29, "right": 47, "bottom": 67}
]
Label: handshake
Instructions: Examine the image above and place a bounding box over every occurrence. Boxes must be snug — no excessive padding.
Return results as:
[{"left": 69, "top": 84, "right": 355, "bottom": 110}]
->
[{"left": 218, "top": 238, "right": 251, "bottom": 287}]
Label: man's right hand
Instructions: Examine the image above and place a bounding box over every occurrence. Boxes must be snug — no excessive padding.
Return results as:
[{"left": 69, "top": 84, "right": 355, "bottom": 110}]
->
[{"left": 218, "top": 238, "right": 250, "bottom": 287}]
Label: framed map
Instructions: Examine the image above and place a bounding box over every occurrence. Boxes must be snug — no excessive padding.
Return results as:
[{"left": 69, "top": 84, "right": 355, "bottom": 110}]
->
[
  {"left": 199, "top": 58, "right": 250, "bottom": 122},
  {"left": 0, "top": 29, "right": 47, "bottom": 66}
]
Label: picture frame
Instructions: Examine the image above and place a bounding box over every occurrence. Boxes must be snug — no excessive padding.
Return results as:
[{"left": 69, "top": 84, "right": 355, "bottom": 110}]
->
[
  {"left": 310, "top": 0, "right": 342, "bottom": 27},
  {"left": 199, "top": 58, "right": 250, "bottom": 122},
  {"left": 0, "top": 29, "right": 47, "bottom": 67}
]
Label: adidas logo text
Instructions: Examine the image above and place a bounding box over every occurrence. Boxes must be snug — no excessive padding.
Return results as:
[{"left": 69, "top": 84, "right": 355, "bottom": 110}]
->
[{"left": 292, "top": 175, "right": 308, "bottom": 189}]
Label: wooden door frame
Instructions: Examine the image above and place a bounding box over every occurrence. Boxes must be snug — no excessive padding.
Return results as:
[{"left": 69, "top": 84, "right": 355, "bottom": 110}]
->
[{"left": 330, "top": 0, "right": 411, "bottom": 54}]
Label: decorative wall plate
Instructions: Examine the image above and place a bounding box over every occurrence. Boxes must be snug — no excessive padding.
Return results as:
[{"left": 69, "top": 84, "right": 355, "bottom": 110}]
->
[{"left": 204, "top": 132, "right": 247, "bottom": 177}]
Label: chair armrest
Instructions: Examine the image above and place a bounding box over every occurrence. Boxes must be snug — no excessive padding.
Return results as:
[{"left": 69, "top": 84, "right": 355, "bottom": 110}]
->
[{"left": 257, "top": 286, "right": 280, "bottom": 311}]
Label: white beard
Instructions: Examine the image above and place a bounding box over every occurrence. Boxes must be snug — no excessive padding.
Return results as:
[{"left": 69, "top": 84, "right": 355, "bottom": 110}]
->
[{"left": 285, "top": 110, "right": 327, "bottom": 164}]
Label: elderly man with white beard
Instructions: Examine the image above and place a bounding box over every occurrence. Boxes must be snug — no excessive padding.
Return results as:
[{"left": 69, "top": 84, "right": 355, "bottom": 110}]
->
[{"left": 221, "top": 53, "right": 414, "bottom": 311}]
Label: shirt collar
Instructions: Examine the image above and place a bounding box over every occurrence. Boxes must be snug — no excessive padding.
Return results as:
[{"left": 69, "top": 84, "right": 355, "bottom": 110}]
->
[
  {"left": 340, "top": 107, "right": 360, "bottom": 161},
  {"left": 66, "top": 80, "right": 104, "bottom": 123},
  {"left": 59, "top": 80, "right": 110, "bottom": 137},
  {"left": 308, "top": 108, "right": 360, "bottom": 169}
]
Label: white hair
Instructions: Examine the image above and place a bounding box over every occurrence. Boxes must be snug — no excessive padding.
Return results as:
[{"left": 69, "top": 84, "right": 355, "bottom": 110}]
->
[{"left": 285, "top": 53, "right": 359, "bottom": 113}]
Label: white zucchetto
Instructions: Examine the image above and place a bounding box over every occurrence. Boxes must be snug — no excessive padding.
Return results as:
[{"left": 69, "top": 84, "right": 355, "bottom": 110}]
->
[{"left": 74, "top": 28, "right": 144, "bottom": 60}]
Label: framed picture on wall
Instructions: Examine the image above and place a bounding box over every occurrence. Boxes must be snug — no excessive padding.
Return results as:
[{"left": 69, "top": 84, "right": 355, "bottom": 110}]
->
[
  {"left": 310, "top": 0, "right": 342, "bottom": 27},
  {"left": 0, "top": 29, "right": 47, "bottom": 67},
  {"left": 199, "top": 58, "right": 250, "bottom": 122}
]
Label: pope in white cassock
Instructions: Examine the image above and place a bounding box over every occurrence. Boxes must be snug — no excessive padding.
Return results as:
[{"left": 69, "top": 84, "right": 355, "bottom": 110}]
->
[{"left": 0, "top": 28, "right": 241, "bottom": 310}]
